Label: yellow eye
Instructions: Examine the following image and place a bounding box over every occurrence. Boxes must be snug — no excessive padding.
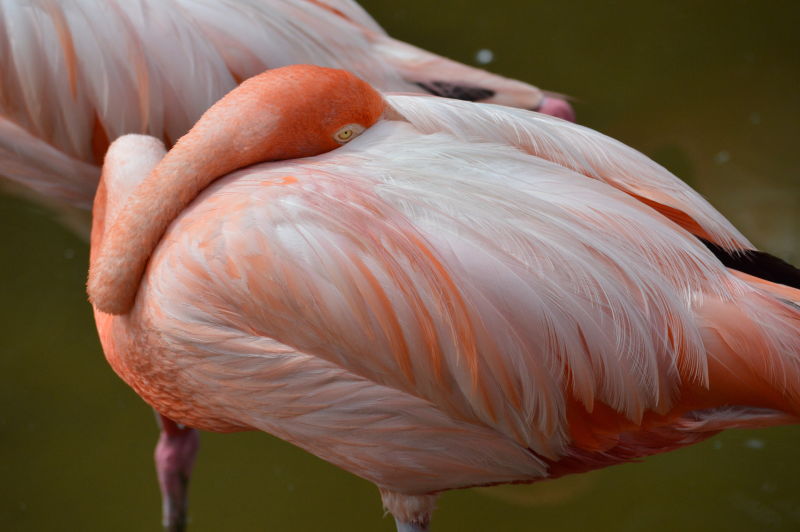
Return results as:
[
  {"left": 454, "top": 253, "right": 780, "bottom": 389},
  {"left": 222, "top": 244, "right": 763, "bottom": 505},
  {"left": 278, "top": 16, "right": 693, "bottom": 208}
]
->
[{"left": 333, "top": 123, "right": 365, "bottom": 144}]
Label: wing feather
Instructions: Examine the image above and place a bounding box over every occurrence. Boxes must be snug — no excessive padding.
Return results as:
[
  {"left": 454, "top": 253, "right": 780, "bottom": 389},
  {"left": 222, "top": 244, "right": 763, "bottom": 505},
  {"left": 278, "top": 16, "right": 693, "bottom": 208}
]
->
[
  {"left": 386, "top": 95, "right": 753, "bottom": 251},
  {"left": 144, "top": 122, "right": 757, "bottom": 458},
  {"left": 0, "top": 0, "right": 416, "bottom": 207},
  {"left": 0, "top": 116, "right": 98, "bottom": 208}
]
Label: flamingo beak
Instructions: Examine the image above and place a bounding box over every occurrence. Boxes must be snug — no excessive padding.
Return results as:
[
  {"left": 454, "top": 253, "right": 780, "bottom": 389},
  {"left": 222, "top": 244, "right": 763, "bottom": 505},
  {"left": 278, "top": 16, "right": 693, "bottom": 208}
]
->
[{"left": 535, "top": 96, "right": 576, "bottom": 122}]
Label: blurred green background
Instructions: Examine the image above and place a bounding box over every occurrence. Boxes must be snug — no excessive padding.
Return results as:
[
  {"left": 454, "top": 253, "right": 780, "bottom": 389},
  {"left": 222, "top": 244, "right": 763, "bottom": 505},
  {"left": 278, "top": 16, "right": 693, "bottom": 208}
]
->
[{"left": 1, "top": 0, "right": 798, "bottom": 530}]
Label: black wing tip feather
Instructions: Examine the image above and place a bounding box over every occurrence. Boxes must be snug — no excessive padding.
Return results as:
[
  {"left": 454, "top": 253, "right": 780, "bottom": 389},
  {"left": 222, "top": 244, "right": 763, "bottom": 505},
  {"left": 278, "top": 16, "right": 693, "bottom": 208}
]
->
[{"left": 700, "top": 238, "right": 800, "bottom": 290}]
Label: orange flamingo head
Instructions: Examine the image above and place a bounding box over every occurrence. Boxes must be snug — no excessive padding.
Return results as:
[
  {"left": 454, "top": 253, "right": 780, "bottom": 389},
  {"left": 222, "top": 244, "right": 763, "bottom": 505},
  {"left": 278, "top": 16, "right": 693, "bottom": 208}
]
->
[
  {"left": 168, "top": 64, "right": 387, "bottom": 173},
  {"left": 89, "top": 65, "right": 385, "bottom": 315},
  {"left": 212, "top": 64, "right": 386, "bottom": 163}
]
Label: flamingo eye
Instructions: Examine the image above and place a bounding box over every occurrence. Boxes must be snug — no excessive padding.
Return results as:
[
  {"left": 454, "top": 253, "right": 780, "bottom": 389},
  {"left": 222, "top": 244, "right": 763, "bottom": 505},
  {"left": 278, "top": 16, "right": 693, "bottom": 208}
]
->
[{"left": 334, "top": 123, "right": 365, "bottom": 144}]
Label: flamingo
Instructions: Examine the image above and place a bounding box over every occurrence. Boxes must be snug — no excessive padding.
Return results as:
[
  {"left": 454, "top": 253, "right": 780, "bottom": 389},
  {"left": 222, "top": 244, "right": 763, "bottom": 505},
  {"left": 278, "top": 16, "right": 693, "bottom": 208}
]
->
[
  {"left": 0, "top": 0, "right": 573, "bottom": 215},
  {"left": 88, "top": 65, "right": 800, "bottom": 531},
  {"left": 0, "top": 1, "right": 573, "bottom": 528}
]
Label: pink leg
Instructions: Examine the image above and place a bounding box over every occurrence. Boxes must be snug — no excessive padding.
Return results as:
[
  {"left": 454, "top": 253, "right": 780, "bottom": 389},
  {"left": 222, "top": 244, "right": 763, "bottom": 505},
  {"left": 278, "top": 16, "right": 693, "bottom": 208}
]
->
[{"left": 155, "top": 413, "right": 200, "bottom": 532}]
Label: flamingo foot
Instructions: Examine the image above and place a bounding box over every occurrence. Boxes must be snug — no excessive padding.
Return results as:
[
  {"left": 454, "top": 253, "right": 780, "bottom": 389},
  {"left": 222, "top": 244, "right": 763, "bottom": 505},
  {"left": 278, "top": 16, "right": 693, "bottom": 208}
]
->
[{"left": 155, "top": 413, "right": 200, "bottom": 532}]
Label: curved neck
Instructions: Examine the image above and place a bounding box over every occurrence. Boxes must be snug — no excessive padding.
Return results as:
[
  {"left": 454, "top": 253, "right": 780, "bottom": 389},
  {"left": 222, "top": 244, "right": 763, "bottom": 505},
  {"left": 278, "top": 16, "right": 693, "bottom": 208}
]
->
[
  {"left": 86, "top": 65, "right": 385, "bottom": 315},
  {"left": 87, "top": 68, "right": 295, "bottom": 315},
  {"left": 87, "top": 138, "right": 245, "bottom": 314}
]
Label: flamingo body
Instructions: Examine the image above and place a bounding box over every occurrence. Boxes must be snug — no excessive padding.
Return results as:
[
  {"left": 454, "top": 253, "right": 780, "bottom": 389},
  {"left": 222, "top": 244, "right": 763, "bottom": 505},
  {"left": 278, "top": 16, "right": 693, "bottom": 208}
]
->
[
  {"left": 3, "top": 3, "right": 573, "bottom": 527},
  {"left": 91, "top": 66, "right": 800, "bottom": 529}
]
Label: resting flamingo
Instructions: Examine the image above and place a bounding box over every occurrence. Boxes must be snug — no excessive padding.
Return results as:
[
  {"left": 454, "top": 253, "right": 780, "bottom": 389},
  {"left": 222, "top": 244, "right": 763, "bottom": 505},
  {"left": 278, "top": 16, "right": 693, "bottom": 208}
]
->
[
  {"left": 88, "top": 65, "right": 800, "bottom": 531},
  {"left": 0, "top": 0, "right": 573, "bottom": 215},
  {"left": 0, "top": 1, "right": 573, "bottom": 528}
]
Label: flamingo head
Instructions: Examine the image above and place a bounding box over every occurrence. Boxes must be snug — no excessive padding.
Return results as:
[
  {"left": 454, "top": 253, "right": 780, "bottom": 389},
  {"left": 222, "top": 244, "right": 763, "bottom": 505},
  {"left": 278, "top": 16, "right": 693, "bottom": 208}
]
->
[
  {"left": 223, "top": 64, "right": 387, "bottom": 160},
  {"left": 173, "top": 64, "right": 388, "bottom": 172}
]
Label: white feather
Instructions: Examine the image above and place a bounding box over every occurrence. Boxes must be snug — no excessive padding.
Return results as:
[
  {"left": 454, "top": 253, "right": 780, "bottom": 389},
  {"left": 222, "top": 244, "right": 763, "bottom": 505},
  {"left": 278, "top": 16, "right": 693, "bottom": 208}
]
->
[{"left": 386, "top": 95, "right": 753, "bottom": 251}]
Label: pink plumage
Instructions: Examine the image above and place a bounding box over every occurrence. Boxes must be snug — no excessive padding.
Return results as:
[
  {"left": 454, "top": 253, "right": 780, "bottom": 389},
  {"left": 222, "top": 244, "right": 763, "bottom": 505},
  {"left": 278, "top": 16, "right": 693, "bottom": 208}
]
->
[
  {"left": 90, "top": 66, "right": 800, "bottom": 531},
  {"left": 0, "top": 0, "right": 571, "bottom": 213},
  {"left": 1, "top": 3, "right": 574, "bottom": 529}
]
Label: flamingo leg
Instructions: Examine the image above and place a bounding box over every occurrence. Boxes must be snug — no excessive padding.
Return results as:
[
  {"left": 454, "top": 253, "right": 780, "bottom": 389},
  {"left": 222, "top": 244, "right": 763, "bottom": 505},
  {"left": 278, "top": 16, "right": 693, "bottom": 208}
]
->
[
  {"left": 155, "top": 413, "right": 200, "bottom": 532},
  {"left": 381, "top": 490, "right": 436, "bottom": 532},
  {"left": 394, "top": 517, "right": 430, "bottom": 532}
]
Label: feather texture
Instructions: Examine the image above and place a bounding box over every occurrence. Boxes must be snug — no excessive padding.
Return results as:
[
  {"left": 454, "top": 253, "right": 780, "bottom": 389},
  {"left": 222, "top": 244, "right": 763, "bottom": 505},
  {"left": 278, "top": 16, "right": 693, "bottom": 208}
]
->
[
  {"left": 95, "top": 103, "right": 800, "bottom": 495},
  {"left": 0, "top": 0, "right": 555, "bottom": 210},
  {"left": 386, "top": 95, "right": 752, "bottom": 251}
]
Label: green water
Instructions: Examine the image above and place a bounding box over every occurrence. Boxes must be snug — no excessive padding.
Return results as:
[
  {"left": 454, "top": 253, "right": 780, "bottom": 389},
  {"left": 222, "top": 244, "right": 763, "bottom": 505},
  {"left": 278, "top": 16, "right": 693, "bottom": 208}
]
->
[{"left": 1, "top": 1, "right": 798, "bottom": 530}]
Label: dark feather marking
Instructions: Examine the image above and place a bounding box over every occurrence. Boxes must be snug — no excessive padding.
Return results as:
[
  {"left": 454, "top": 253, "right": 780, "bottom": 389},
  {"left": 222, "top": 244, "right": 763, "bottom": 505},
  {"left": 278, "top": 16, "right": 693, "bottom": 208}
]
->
[
  {"left": 700, "top": 238, "right": 800, "bottom": 289},
  {"left": 416, "top": 81, "right": 495, "bottom": 102},
  {"left": 780, "top": 298, "right": 800, "bottom": 310}
]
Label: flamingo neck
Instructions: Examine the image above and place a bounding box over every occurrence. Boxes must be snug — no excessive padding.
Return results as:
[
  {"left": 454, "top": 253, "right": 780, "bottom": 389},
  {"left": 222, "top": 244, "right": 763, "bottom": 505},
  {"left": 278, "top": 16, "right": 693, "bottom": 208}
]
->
[
  {"left": 86, "top": 65, "right": 386, "bottom": 315},
  {"left": 88, "top": 145, "right": 232, "bottom": 315}
]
